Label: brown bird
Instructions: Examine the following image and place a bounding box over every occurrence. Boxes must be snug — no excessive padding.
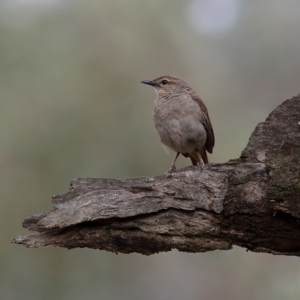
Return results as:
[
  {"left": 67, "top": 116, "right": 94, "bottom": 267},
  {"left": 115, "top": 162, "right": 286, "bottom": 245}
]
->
[{"left": 141, "top": 75, "right": 214, "bottom": 173}]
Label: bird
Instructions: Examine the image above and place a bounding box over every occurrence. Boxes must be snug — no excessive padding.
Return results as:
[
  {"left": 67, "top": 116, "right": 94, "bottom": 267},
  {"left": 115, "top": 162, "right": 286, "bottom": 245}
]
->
[{"left": 141, "top": 75, "right": 214, "bottom": 174}]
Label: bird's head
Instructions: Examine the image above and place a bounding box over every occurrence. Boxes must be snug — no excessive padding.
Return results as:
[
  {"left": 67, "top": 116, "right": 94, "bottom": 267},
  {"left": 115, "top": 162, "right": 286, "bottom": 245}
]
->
[{"left": 141, "top": 75, "right": 190, "bottom": 95}]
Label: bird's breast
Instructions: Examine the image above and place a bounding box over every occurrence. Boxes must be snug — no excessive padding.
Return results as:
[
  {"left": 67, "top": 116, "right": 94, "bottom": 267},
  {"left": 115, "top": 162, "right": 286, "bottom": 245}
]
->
[{"left": 153, "top": 94, "right": 206, "bottom": 153}]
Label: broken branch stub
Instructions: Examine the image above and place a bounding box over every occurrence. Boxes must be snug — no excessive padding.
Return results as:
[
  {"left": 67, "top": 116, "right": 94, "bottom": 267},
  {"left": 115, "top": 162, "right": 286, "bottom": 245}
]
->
[{"left": 12, "top": 96, "right": 300, "bottom": 256}]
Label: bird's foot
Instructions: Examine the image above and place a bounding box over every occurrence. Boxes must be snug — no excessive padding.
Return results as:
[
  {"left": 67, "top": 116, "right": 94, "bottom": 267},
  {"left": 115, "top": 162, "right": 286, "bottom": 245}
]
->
[
  {"left": 196, "top": 161, "right": 205, "bottom": 171},
  {"left": 165, "top": 165, "right": 176, "bottom": 175},
  {"left": 204, "top": 163, "right": 212, "bottom": 170}
]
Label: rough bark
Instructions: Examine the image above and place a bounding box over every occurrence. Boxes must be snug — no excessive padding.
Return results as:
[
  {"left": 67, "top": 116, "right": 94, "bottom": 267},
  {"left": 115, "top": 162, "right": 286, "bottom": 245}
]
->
[{"left": 12, "top": 96, "right": 300, "bottom": 256}]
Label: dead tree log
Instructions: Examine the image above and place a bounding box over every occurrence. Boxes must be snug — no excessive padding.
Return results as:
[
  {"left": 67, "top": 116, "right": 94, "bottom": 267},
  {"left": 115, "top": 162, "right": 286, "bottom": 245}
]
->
[{"left": 12, "top": 96, "right": 300, "bottom": 256}]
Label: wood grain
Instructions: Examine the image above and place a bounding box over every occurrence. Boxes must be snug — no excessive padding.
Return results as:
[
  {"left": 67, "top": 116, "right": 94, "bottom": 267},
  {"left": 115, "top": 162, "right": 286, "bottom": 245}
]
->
[{"left": 12, "top": 96, "right": 300, "bottom": 256}]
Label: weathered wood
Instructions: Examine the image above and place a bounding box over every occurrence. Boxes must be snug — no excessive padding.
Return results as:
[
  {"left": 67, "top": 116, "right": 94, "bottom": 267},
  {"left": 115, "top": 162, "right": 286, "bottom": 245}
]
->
[{"left": 12, "top": 96, "right": 300, "bottom": 256}]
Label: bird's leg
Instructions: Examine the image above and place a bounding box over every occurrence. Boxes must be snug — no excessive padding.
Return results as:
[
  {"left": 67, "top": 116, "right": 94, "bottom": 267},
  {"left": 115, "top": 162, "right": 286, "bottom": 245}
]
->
[
  {"left": 196, "top": 152, "right": 205, "bottom": 171},
  {"left": 166, "top": 152, "right": 180, "bottom": 174}
]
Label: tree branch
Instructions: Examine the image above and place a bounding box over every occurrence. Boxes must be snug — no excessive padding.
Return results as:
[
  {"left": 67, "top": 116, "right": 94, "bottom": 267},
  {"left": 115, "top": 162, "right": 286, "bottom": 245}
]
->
[{"left": 12, "top": 96, "right": 300, "bottom": 256}]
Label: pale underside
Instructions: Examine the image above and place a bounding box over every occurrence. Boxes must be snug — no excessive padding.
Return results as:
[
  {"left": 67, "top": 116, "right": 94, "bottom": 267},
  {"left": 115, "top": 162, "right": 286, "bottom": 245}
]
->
[{"left": 153, "top": 93, "right": 207, "bottom": 162}]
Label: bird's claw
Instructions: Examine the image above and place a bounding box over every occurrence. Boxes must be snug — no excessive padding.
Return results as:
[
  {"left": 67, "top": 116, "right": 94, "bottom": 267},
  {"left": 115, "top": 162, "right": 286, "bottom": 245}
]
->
[
  {"left": 196, "top": 162, "right": 205, "bottom": 171},
  {"left": 165, "top": 165, "right": 176, "bottom": 175}
]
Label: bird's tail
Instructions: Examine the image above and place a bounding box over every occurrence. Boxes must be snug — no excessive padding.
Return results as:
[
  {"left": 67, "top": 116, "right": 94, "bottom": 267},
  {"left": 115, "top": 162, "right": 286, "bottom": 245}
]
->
[
  {"left": 189, "top": 150, "right": 208, "bottom": 166},
  {"left": 202, "top": 150, "right": 209, "bottom": 164}
]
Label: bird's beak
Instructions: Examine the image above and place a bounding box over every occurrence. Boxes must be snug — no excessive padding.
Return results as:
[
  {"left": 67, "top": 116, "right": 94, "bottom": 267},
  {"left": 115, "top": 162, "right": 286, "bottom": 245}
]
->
[{"left": 141, "top": 80, "right": 160, "bottom": 87}]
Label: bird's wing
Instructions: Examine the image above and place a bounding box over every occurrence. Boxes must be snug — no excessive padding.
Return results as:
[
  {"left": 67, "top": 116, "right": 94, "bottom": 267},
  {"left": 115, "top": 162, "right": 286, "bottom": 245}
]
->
[{"left": 191, "top": 94, "right": 215, "bottom": 153}]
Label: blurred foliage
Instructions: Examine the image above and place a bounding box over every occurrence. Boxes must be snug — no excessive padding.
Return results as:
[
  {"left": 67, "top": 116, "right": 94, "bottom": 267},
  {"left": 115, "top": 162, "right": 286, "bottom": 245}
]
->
[{"left": 1, "top": 1, "right": 300, "bottom": 299}]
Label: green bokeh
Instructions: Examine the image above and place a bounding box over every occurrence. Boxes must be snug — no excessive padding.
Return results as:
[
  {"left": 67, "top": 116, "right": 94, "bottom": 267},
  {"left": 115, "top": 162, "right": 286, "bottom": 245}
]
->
[{"left": 2, "top": 1, "right": 300, "bottom": 299}]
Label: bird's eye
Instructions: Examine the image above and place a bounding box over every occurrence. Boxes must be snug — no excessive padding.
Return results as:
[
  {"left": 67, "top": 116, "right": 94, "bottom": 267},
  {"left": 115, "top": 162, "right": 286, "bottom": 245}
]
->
[{"left": 161, "top": 80, "right": 168, "bottom": 85}]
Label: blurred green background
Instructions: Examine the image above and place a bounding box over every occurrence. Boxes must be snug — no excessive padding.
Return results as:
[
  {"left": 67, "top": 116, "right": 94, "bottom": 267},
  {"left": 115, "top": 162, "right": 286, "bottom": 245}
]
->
[{"left": 2, "top": 0, "right": 300, "bottom": 299}]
